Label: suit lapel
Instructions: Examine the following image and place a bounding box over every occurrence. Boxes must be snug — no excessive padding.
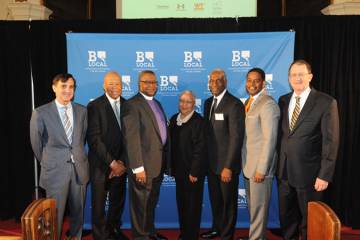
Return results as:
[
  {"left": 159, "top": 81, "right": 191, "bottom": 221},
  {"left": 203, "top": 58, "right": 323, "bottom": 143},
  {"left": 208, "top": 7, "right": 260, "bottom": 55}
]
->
[
  {"left": 290, "top": 89, "right": 317, "bottom": 134},
  {"left": 214, "top": 91, "right": 229, "bottom": 113},
  {"left": 137, "top": 94, "right": 163, "bottom": 141},
  {"left": 283, "top": 94, "right": 291, "bottom": 135},
  {"left": 70, "top": 102, "right": 78, "bottom": 145},
  {"left": 102, "top": 95, "right": 121, "bottom": 130},
  {"left": 247, "top": 92, "right": 265, "bottom": 116}
]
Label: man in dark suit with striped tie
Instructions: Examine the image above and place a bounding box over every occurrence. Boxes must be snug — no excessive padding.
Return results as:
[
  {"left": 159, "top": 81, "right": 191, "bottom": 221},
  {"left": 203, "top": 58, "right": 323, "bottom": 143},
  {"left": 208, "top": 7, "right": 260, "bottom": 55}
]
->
[{"left": 277, "top": 60, "right": 340, "bottom": 240}]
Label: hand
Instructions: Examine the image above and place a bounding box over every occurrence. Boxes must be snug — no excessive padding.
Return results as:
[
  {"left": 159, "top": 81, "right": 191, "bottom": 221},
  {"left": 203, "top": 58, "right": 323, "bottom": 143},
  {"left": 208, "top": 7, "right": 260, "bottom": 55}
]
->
[
  {"left": 221, "top": 168, "right": 232, "bottom": 183},
  {"left": 109, "top": 160, "right": 126, "bottom": 178},
  {"left": 189, "top": 174, "right": 198, "bottom": 183},
  {"left": 253, "top": 171, "right": 265, "bottom": 183},
  {"left": 314, "top": 178, "right": 329, "bottom": 191},
  {"left": 136, "top": 170, "right": 146, "bottom": 184}
]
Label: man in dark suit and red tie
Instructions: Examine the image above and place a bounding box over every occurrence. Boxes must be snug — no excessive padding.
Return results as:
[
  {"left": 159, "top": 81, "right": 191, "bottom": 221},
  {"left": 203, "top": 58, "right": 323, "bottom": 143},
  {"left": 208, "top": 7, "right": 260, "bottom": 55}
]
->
[
  {"left": 201, "top": 69, "right": 245, "bottom": 240},
  {"left": 277, "top": 60, "right": 340, "bottom": 240},
  {"left": 121, "top": 70, "right": 168, "bottom": 240},
  {"left": 87, "top": 71, "right": 128, "bottom": 240}
]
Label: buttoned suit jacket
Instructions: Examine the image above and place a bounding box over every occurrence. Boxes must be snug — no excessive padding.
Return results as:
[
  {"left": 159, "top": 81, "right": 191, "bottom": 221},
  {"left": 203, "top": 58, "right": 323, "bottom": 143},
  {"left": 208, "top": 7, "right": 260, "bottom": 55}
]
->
[
  {"left": 121, "top": 93, "right": 169, "bottom": 178},
  {"left": 204, "top": 91, "right": 245, "bottom": 175},
  {"left": 242, "top": 92, "right": 280, "bottom": 178},
  {"left": 87, "top": 94, "right": 126, "bottom": 173},
  {"left": 30, "top": 100, "right": 89, "bottom": 189},
  {"left": 277, "top": 88, "right": 340, "bottom": 187}
]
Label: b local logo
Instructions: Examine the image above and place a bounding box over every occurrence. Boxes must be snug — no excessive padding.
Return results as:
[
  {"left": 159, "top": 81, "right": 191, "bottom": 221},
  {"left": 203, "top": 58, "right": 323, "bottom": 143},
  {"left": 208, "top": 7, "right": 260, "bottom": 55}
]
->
[
  {"left": 88, "top": 50, "right": 108, "bottom": 67},
  {"left": 122, "top": 75, "right": 132, "bottom": 91},
  {"left": 159, "top": 75, "right": 178, "bottom": 91},
  {"left": 184, "top": 51, "right": 202, "bottom": 68},
  {"left": 265, "top": 73, "right": 274, "bottom": 90},
  {"left": 231, "top": 50, "right": 251, "bottom": 67},
  {"left": 136, "top": 51, "right": 155, "bottom": 68},
  {"left": 195, "top": 98, "right": 202, "bottom": 113}
]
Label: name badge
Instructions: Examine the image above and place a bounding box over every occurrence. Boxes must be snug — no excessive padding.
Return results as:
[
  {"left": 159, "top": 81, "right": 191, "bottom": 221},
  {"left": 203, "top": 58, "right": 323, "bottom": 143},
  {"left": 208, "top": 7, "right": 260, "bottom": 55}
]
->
[{"left": 215, "top": 113, "right": 224, "bottom": 120}]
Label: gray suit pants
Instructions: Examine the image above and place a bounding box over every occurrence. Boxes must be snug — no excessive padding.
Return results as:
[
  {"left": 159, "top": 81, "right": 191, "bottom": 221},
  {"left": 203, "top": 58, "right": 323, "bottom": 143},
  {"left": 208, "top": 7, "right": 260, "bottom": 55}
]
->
[
  {"left": 244, "top": 176, "right": 273, "bottom": 240},
  {"left": 45, "top": 163, "right": 86, "bottom": 239}
]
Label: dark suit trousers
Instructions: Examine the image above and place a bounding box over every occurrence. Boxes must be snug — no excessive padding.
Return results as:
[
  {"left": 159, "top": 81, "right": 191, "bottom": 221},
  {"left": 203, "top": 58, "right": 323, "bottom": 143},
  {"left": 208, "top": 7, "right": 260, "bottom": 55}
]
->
[
  {"left": 175, "top": 176, "right": 204, "bottom": 240},
  {"left": 91, "top": 167, "right": 126, "bottom": 240},
  {"left": 128, "top": 173, "right": 163, "bottom": 240},
  {"left": 278, "top": 179, "right": 323, "bottom": 240},
  {"left": 208, "top": 171, "right": 239, "bottom": 240}
]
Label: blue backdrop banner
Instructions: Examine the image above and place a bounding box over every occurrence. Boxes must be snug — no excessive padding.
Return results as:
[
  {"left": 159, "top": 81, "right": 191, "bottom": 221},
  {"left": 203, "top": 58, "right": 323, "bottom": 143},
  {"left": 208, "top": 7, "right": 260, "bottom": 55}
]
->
[{"left": 66, "top": 32, "right": 294, "bottom": 229}]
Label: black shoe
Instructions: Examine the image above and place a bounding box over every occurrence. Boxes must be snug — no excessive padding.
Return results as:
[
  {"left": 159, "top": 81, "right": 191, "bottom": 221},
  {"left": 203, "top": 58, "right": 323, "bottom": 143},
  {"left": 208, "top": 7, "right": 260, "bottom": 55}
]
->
[
  {"left": 200, "top": 230, "right": 219, "bottom": 239},
  {"left": 108, "top": 227, "right": 129, "bottom": 240},
  {"left": 149, "top": 232, "right": 168, "bottom": 240},
  {"left": 178, "top": 233, "right": 183, "bottom": 240}
]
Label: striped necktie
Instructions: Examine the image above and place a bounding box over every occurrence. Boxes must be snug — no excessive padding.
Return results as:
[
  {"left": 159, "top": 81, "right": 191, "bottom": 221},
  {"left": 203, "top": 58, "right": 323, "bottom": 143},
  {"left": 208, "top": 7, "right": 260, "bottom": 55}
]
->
[
  {"left": 63, "top": 106, "right": 73, "bottom": 144},
  {"left": 290, "top": 96, "right": 301, "bottom": 131}
]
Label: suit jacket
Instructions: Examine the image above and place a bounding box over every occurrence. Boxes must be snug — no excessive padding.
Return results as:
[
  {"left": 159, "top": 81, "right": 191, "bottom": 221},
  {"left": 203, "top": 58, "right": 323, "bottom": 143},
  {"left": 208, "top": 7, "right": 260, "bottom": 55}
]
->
[
  {"left": 169, "top": 112, "right": 205, "bottom": 178},
  {"left": 204, "top": 91, "right": 245, "bottom": 175},
  {"left": 121, "top": 93, "right": 169, "bottom": 178},
  {"left": 30, "top": 100, "right": 89, "bottom": 189},
  {"left": 242, "top": 92, "right": 280, "bottom": 178},
  {"left": 277, "top": 88, "right": 340, "bottom": 188},
  {"left": 87, "top": 94, "right": 126, "bottom": 174}
]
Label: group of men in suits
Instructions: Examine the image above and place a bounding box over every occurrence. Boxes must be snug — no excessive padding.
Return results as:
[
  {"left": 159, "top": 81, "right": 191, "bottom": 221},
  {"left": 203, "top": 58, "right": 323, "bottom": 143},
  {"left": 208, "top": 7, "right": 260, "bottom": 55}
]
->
[
  {"left": 30, "top": 59, "right": 339, "bottom": 240},
  {"left": 200, "top": 60, "right": 339, "bottom": 240}
]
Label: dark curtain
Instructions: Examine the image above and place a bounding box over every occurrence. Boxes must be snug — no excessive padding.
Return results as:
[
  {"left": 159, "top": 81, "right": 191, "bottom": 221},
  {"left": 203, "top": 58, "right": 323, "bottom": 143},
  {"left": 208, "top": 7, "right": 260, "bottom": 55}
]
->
[
  {"left": 0, "top": 21, "right": 34, "bottom": 219},
  {"left": 2, "top": 16, "right": 360, "bottom": 228}
]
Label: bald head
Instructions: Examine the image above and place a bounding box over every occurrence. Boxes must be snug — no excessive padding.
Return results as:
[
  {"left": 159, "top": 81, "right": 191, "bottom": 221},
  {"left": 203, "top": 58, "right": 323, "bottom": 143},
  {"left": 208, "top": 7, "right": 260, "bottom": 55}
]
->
[{"left": 103, "top": 71, "right": 122, "bottom": 99}]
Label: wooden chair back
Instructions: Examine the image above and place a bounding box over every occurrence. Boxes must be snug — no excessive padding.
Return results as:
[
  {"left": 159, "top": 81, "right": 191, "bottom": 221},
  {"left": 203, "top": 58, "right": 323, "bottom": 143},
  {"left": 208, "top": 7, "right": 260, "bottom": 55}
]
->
[
  {"left": 308, "top": 201, "right": 341, "bottom": 240},
  {"left": 21, "top": 198, "right": 57, "bottom": 240}
]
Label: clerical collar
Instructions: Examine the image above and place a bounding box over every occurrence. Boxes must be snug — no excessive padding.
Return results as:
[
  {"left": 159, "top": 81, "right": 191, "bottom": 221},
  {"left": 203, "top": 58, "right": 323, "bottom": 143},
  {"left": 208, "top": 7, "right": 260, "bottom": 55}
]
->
[{"left": 140, "top": 92, "right": 154, "bottom": 100}]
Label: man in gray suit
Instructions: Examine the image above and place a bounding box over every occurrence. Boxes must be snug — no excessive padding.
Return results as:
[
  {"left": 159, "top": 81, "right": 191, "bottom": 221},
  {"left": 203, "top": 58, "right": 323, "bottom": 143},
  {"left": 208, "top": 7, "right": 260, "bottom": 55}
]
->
[
  {"left": 237, "top": 68, "right": 280, "bottom": 240},
  {"left": 121, "top": 70, "right": 168, "bottom": 240},
  {"left": 30, "top": 73, "right": 89, "bottom": 240}
]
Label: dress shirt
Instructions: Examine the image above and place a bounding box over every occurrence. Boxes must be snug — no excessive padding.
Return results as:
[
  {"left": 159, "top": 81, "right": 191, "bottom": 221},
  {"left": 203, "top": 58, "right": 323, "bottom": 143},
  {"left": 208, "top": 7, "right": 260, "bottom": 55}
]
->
[{"left": 288, "top": 87, "right": 311, "bottom": 126}]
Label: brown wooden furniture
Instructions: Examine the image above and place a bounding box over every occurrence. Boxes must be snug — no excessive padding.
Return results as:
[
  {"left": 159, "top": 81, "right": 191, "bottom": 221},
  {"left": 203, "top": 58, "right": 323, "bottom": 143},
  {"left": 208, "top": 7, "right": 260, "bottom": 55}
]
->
[
  {"left": 0, "top": 199, "right": 57, "bottom": 240},
  {"left": 308, "top": 201, "right": 341, "bottom": 240},
  {"left": 21, "top": 198, "right": 57, "bottom": 240}
]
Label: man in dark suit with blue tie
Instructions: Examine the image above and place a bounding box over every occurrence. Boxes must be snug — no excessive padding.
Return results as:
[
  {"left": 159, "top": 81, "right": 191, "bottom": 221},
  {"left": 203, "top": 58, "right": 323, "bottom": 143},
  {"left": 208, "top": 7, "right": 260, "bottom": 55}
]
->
[
  {"left": 277, "top": 60, "right": 340, "bottom": 240},
  {"left": 87, "top": 71, "right": 128, "bottom": 240},
  {"left": 30, "top": 73, "right": 89, "bottom": 239},
  {"left": 121, "top": 70, "right": 168, "bottom": 240},
  {"left": 201, "top": 69, "right": 245, "bottom": 240}
]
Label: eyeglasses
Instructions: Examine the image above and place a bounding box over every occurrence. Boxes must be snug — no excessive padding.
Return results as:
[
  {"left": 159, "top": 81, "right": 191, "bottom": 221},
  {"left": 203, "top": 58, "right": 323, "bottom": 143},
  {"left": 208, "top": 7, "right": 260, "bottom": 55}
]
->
[
  {"left": 289, "top": 73, "right": 311, "bottom": 78},
  {"left": 140, "top": 80, "right": 158, "bottom": 85}
]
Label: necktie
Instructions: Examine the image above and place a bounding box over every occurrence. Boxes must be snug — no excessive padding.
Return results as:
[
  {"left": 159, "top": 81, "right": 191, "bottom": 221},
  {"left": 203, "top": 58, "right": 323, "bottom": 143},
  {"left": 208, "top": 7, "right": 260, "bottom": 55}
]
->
[
  {"left": 245, "top": 97, "right": 254, "bottom": 113},
  {"left": 63, "top": 106, "right": 73, "bottom": 144},
  {"left": 147, "top": 100, "right": 167, "bottom": 144},
  {"left": 114, "top": 100, "right": 121, "bottom": 127},
  {"left": 290, "top": 96, "right": 301, "bottom": 131},
  {"left": 209, "top": 97, "right": 218, "bottom": 120}
]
